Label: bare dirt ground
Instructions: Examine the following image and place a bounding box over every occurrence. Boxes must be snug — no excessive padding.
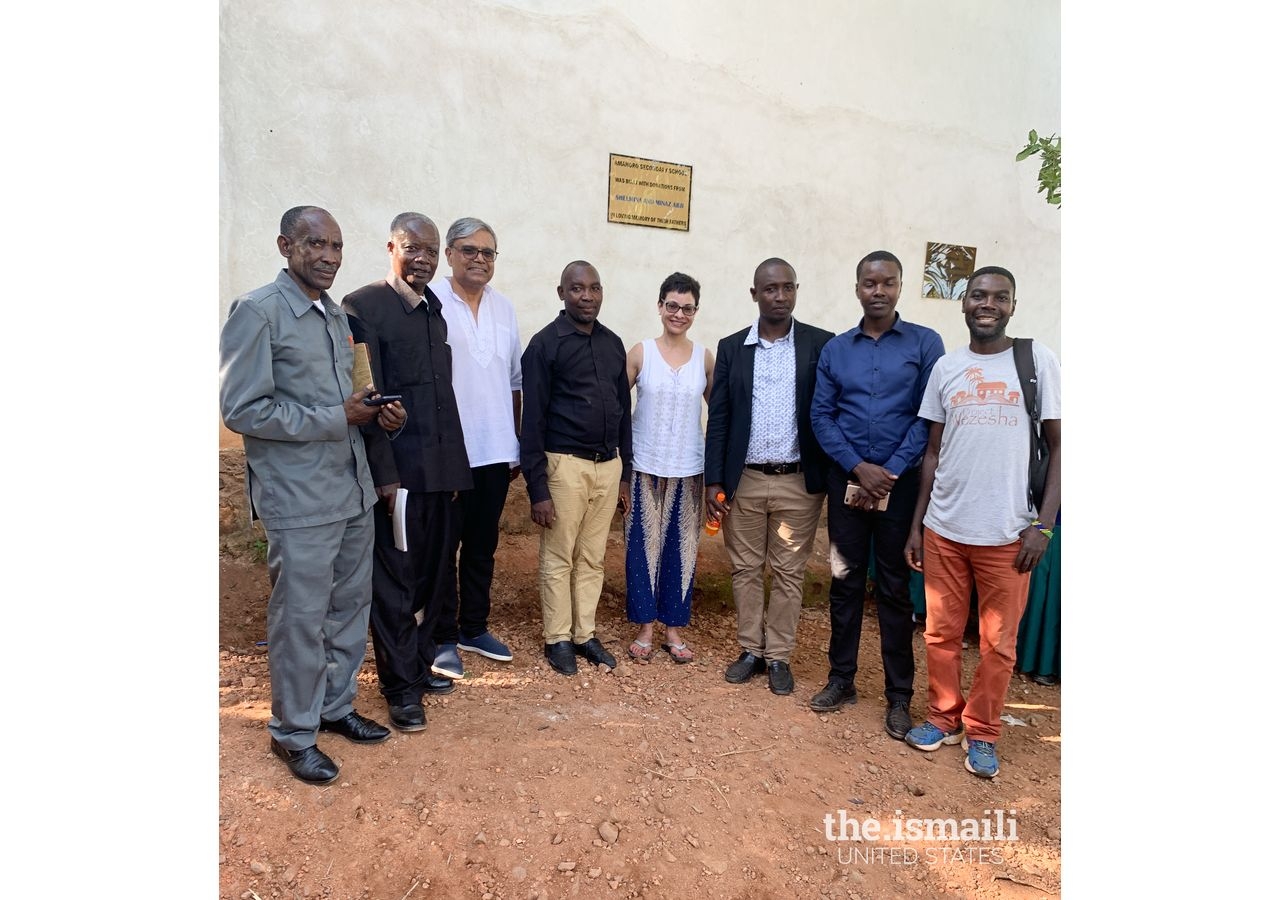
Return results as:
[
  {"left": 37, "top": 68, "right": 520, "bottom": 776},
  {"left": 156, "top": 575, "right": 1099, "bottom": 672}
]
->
[{"left": 218, "top": 446, "right": 1061, "bottom": 900}]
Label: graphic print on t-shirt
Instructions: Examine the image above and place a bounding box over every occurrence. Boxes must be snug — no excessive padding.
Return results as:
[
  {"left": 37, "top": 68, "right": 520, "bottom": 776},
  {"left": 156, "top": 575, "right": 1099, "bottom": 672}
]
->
[
  {"left": 948, "top": 365, "right": 1021, "bottom": 408},
  {"left": 946, "top": 365, "right": 1022, "bottom": 429}
]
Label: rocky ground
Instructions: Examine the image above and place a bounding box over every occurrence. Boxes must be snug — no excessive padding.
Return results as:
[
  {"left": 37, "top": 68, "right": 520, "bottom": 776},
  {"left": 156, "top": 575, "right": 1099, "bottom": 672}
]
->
[{"left": 218, "top": 448, "right": 1061, "bottom": 900}]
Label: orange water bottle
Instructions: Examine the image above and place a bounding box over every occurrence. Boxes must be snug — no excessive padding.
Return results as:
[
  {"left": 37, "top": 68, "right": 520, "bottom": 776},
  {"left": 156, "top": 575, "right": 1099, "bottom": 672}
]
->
[{"left": 705, "top": 492, "right": 726, "bottom": 535}]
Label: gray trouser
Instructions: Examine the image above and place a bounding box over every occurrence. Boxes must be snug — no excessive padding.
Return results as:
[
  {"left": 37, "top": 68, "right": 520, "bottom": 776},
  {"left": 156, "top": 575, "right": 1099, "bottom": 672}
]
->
[{"left": 263, "top": 507, "right": 374, "bottom": 749}]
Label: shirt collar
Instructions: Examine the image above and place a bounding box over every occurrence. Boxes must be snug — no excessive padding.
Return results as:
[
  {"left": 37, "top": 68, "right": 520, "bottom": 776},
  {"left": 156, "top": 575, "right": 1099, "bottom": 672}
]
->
[
  {"left": 553, "top": 309, "right": 610, "bottom": 337},
  {"left": 437, "top": 278, "right": 492, "bottom": 305},
  {"left": 386, "top": 273, "right": 439, "bottom": 313},
  {"left": 435, "top": 280, "right": 497, "bottom": 317},
  {"left": 744, "top": 318, "right": 795, "bottom": 347},
  {"left": 851, "top": 311, "right": 903, "bottom": 338},
  {"left": 275, "top": 269, "right": 335, "bottom": 319}
]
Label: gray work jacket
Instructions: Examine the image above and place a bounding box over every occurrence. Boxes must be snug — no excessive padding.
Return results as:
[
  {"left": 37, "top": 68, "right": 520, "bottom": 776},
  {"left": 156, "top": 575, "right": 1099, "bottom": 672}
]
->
[{"left": 219, "top": 270, "right": 377, "bottom": 530}]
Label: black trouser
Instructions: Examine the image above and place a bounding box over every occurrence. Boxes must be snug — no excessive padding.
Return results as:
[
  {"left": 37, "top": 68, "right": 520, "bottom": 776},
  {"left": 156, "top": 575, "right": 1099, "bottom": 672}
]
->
[
  {"left": 824, "top": 465, "right": 919, "bottom": 702},
  {"left": 433, "top": 463, "right": 510, "bottom": 644},
  {"left": 370, "top": 490, "right": 461, "bottom": 706}
]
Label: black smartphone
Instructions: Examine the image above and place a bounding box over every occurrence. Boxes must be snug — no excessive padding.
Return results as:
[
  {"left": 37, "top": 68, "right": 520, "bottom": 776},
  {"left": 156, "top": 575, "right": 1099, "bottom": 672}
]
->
[{"left": 362, "top": 393, "right": 403, "bottom": 406}]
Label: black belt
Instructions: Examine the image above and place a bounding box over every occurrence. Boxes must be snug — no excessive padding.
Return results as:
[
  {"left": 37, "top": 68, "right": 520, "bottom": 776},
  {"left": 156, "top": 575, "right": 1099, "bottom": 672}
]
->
[
  {"left": 563, "top": 448, "right": 618, "bottom": 463},
  {"left": 745, "top": 461, "right": 801, "bottom": 475}
]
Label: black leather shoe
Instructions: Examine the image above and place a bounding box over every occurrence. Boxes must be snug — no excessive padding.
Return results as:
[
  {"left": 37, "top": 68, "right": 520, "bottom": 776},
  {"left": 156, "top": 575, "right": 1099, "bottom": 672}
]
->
[
  {"left": 424, "top": 674, "right": 456, "bottom": 695},
  {"left": 545, "top": 641, "right": 578, "bottom": 676},
  {"left": 767, "top": 660, "right": 795, "bottom": 695},
  {"left": 724, "top": 651, "right": 767, "bottom": 684},
  {"left": 885, "top": 699, "right": 913, "bottom": 741},
  {"left": 572, "top": 637, "right": 617, "bottom": 669},
  {"left": 319, "top": 711, "right": 391, "bottom": 744},
  {"left": 388, "top": 702, "right": 427, "bottom": 732},
  {"left": 809, "top": 679, "right": 857, "bottom": 712},
  {"left": 270, "top": 738, "right": 339, "bottom": 785}
]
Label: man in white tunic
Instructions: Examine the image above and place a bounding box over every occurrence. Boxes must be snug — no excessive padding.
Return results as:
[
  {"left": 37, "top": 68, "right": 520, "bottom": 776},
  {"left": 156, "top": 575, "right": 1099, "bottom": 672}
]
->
[{"left": 429, "top": 217, "right": 522, "bottom": 676}]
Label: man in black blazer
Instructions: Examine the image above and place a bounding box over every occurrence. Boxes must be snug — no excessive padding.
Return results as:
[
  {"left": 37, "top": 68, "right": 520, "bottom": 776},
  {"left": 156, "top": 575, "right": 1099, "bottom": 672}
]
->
[{"left": 705, "top": 258, "right": 834, "bottom": 696}]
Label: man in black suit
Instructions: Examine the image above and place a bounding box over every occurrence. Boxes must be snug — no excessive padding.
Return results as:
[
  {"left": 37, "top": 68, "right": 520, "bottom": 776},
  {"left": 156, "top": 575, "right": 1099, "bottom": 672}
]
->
[
  {"left": 342, "top": 212, "right": 473, "bottom": 733},
  {"left": 705, "top": 258, "right": 834, "bottom": 696}
]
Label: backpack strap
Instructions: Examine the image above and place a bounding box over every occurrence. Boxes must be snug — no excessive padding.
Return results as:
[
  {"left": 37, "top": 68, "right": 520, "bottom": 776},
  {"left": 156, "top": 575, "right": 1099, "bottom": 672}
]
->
[
  {"left": 1012, "top": 338, "right": 1040, "bottom": 426},
  {"left": 1012, "top": 338, "right": 1041, "bottom": 511}
]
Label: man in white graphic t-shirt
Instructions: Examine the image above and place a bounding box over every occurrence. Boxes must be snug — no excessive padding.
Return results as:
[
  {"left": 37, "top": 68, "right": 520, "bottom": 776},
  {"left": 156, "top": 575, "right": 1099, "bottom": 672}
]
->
[{"left": 902, "top": 266, "right": 1061, "bottom": 780}]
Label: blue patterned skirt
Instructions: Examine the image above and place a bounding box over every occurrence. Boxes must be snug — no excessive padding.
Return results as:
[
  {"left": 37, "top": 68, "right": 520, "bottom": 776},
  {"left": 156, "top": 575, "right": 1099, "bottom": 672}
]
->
[{"left": 623, "top": 472, "right": 704, "bottom": 626}]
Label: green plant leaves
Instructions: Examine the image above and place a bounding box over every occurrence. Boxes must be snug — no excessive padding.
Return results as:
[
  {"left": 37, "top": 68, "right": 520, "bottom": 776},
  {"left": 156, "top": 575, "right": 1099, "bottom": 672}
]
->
[{"left": 1017, "top": 130, "right": 1061, "bottom": 208}]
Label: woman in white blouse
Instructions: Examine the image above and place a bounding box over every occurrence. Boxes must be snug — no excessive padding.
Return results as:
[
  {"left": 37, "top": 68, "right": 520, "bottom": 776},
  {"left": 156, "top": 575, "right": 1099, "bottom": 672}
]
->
[{"left": 623, "top": 273, "right": 715, "bottom": 663}]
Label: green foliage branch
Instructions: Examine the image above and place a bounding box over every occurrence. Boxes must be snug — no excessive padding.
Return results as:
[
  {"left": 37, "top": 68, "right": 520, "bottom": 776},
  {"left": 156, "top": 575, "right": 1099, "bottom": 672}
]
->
[{"left": 1016, "top": 130, "right": 1061, "bottom": 208}]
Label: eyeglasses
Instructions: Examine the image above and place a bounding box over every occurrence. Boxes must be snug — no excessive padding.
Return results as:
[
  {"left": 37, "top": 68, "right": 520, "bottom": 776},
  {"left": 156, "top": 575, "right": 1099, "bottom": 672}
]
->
[
  {"left": 662, "top": 300, "right": 698, "bottom": 316},
  {"left": 451, "top": 244, "right": 498, "bottom": 262}
]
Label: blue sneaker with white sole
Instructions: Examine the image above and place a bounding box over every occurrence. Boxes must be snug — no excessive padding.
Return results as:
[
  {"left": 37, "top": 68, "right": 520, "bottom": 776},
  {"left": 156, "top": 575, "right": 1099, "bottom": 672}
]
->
[
  {"left": 904, "top": 721, "right": 964, "bottom": 751},
  {"left": 962, "top": 737, "right": 999, "bottom": 778},
  {"left": 431, "top": 643, "right": 464, "bottom": 680},
  {"left": 457, "top": 631, "right": 513, "bottom": 662}
]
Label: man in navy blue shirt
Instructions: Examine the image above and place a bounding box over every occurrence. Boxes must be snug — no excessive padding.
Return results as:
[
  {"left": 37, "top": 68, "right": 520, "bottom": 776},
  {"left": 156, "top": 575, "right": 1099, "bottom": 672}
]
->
[{"left": 809, "top": 250, "right": 945, "bottom": 739}]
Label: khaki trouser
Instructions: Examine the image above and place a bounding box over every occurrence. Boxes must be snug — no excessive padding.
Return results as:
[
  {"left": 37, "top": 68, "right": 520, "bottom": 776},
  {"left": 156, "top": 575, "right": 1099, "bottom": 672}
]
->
[
  {"left": 538, "top": 452, "right": 623, "bottom": 643},
  {"left": 722, "top": 468, "right": 824, "bottom": 661}
]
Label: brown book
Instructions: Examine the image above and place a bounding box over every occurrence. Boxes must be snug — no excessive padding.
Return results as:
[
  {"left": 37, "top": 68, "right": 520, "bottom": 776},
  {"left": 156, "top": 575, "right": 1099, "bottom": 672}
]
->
[{"left": 352, "top": 343, "right": 374, "bottom": 392}]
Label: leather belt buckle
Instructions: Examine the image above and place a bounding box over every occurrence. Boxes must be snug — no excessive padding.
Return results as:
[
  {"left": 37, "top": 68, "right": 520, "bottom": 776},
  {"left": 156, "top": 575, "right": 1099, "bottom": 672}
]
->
[
  {"left": 570, "top": 449, "right": 617, "bottom": 463},
  {"left": 747, "top": 461, "right": 801, "bottom": 476}
]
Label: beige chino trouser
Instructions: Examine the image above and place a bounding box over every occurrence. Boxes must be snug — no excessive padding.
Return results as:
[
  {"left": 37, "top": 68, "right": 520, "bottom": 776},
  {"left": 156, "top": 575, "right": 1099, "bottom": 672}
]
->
[
  {"left": 538, "top": 452, "right": 623, "bottom": 644},
  {"left": 722, "top": 468, "right": 824, "bottom": 661}
]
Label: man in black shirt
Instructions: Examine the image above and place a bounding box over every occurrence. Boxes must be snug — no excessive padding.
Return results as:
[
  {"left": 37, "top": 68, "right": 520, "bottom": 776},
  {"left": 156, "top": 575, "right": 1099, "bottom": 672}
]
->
[
  {"left": 520, "top": 260, "right": 633, "bottom": 676},
  {"left": 342, "top": 212, "right": 473, "bottom": 732}
]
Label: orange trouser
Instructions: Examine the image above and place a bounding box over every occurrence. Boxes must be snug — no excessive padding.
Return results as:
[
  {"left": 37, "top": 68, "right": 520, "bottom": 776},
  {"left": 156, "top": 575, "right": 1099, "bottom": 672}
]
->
[{"left": 921, "top": 527, "right": 1031, "bottom": 743}]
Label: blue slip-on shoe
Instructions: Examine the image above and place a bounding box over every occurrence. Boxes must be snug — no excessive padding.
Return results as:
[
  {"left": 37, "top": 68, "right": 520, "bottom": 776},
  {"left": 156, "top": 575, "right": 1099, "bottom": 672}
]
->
[
  {"left": 904, "top": 721, "right": 964, "bottom": 752},
  {"left": 430, "top": 643, "right": 465, "bottom": 680},
  {"left": 457, "top": 631, "right": 514, "bottom": 662},
  {"left": 962, "top": 737, "right": 1000, "bottom": 778}
]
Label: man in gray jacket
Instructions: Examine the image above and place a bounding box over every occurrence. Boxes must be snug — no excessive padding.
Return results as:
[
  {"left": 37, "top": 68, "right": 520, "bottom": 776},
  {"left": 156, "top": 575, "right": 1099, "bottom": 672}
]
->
[{"left": 219, "top": 206, "right": 404, "bottom": 785}]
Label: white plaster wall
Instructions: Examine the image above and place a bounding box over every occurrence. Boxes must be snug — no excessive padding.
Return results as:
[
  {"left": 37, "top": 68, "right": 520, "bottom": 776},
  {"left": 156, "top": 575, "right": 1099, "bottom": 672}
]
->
[{"left": 220, "top": 0, "right": 1060, "bottom": 358}]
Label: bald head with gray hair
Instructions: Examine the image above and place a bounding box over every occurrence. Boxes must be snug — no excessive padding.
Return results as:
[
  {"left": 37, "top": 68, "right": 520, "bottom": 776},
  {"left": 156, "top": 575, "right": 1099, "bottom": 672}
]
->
[{"left": 446, "top": 217, "right": 497, "bottom": 249}]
